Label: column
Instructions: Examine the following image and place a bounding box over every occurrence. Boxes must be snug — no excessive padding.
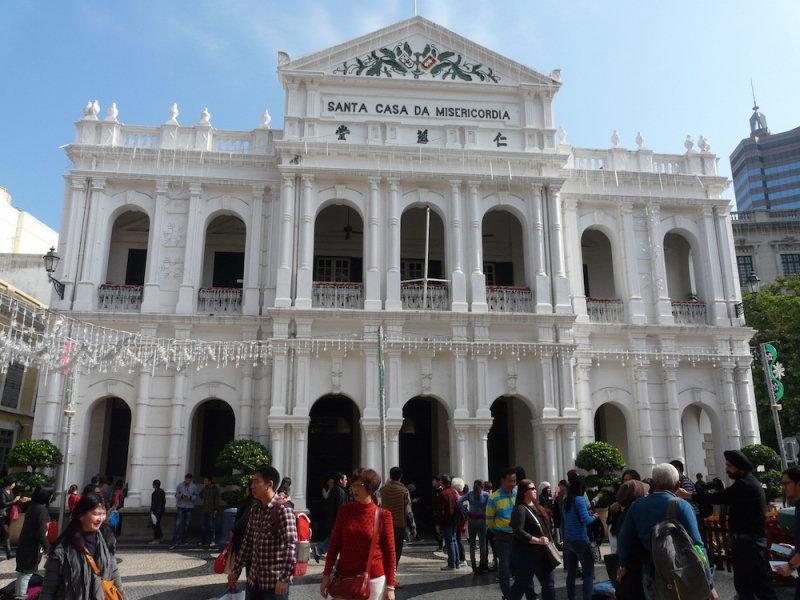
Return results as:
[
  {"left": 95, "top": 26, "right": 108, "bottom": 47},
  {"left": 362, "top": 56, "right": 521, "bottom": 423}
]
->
[
  {"left": 646, "top": 204, "right": 674, "bottom": 323},
  {"left": 364, "top": 177, "right": 382, "bottom": 310},
  {"left": 449, "top": 180, "right": 468, "bottom": 311},
  {"left": 270, "top": 424, "right": 285, "bottom": 477},
  {"left": 475, "top": 349, "right": 491, "bottom": 419},
  {"left": 275, "top": 176, "right": 295, "bottom": 307},
  {"left": 562, "top": 425, "right": 578, "bottom": 474},
  {"left": 363, "top": 321, "right": 380, "bottom": 419},
  {"left": 559, "top": 349, "right": 578, "bottom": 418},
  {"left": 574, "top": 360, "right": 594, "bottom": 447},
  {"left": 719, "top": 363, "right": 741, "bottom": 448},
  {"left": 141, "top": 181, "right": 168, "bottom": 313},
  {"left": 529, "top": 184, "right": 551, "bottom": 313},
  {"left": 292, "top": 423, "right": 309, "bottom": 511},
  {"left": 541, "top": 424, "right": 558, "bottom": 487},
  {"left": 699, "top": 206, "right": 728, "bottom": 325},
  {"left": 386, "top": 179, "right": 402, "bottom": 310},
  {"left": 663, "top": 361, "right": 684, "bottom": 463},
  {"left": 74, "top": 178, "right": 106, "bottom": 310},
  {"left": 562, "top": 196, "right": 584, "bottom": 317},
  {"left": 167, "top": 368, "right": 187, "bottom": 504},
  {"left": 452, "top": 350, "right": 469, "bottom": 419},
  {"left": 735, "top": 359, "right": 759, "bottom": 445},
  {"left": 243, "top": 186, "right": 264, "bottom": 315},
  {"left": 541, "top": 351, "right": 558, "bottom": 418},
  {"left": 176, "top": 183, "right": 202, "bottom": 314},
  {"left": 468, "top": 182, "right": 487, "bottom": 312},
  {"left": 363, "top": 425, "right": 379, "bottom": 472},
  {"left": 451, "top": 424, "right": 469, "bottom": 482},
  {"left": 293, "top": 345, "right": 311, "bottom": 417},
  {"left": 270, "top": 346, "right": 289, "bottom": 417},
  {"left": 258, "top": 360, "right": 273, "bottom": 447},
  {"left": 715, "top": 206, "right": 740, "bottom": 323},
  {"left": 61, "top": 177, "right": 88, "bottom": 302},
  {"left": 546, "top": 185, "right": 571, "bottom": 313},
  {"left": 239, "top": 363, "right": 254, "bottom": 439},
  {"left": 40, "top": 372, "right": 64, "bottom": 443},
  {"left": 387, "top": 428, "right": 400, "bottom": 471},
  {"left": 295, "top": 175, "right": 314, "bottom": 308},
  {"left": 633, "top": 362, "right": 655, "bottom": 467},
  {"left": 129, "top": 333, "right": 155, "bottom": 507},
  {"left": 619, "top": 202, "right": 646, "bottom": 323},
  {"left": 476, "top": 427, "right": 491, "bottom": 479}
]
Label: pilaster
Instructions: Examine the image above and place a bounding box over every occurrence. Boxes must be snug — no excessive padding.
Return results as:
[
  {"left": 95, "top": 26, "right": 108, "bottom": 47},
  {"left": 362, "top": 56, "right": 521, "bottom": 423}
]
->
[
  {"left": 275, "top": 176, "right": 295, "bottom": 308},
  {"left": 364, "top": 177, "right": 382, "bottom": 311},
  {"left": 468, "top": 182, "right": 487, "bottom": 312},
  {"left": 176, "top": 183, "right": 203, "bottom": 314},
  {"left": 243, "top": 186, "right": 265, "bottom": 315},
  {"left": 385, "top": 179, "right": 402, "bottom": 311},
  {"left": 449, "top": 180, "right": 467, "bottom": 312},
  {"left": 141, "top": 180, "right": 168, "bottom": 313},
  {"left": 295, "top": 175, "right": 315, "bottom": 309}
]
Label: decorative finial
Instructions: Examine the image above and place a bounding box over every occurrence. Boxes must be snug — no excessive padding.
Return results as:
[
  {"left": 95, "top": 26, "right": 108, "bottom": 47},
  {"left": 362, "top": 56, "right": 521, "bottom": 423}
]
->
[
  {"left": 684, "top": 135, "right": 695, "bottom": 152},
  {"left": 698, "top": 136, "right": 711, "bottom": 153},
  {"left": 557, "top": 126, "right": 567, "bottom": 144},
  {"left": 198, "top": 107, "right": 211, "bottom": 126},
  {"left": 91, "top": 100, "right": 100, "bottom": 117},
  {"left": 611, "top": 130, "right": 621, "bottom": 147},
  {"left": 83, "top": 101, "right": 93, "bottom": 117},
  {"left": 259, "top": 109, "right": 271, "bottom": 129},
  {"left": 550, "top": 69, "right": 562, "bottom": 82},
  {"left": 83, "top": 100, "right": 99, "bottom": 120},
  {"left": 635, "top": 131, "right": 645, "bottom": 150},
  {"left": 104, "top": 103, "right": 119, "bottom": 122},
  {"left": 167, "top": 103, "right": 179, "bottom": 125}
]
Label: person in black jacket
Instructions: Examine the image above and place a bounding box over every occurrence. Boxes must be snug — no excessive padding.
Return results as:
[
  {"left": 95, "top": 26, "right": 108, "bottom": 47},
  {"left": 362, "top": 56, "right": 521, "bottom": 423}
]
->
[
  {"left": 313, "top": 472, "right": 348, "bottom": 561},
  {"left": 677, "top": 449, "right": 778, "bottom": 600},
  {"left": 149, "top": 479, "right": 166, "bottom": 544},
  {"left": 15, "top": 484, "right": 53, "bottom": 599},
  {"left": 230, "top": 479, "right": 258, "bottom": 554},
  {"left": 0, "top": 476, "right": 28, "bottom": 560}
]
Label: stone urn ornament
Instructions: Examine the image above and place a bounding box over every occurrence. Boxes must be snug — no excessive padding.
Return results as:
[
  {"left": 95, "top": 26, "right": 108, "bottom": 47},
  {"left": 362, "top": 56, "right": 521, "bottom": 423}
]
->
[
  {"left": 260, "top": 109, "right": 271, "bottom": 129},
  {"left": 698, "top": 136, "right": 711, "bottom": 153},
  {"left": 557, "top": 125, "right": 567, "bottom": 144},
  {"left": 167, "top": 103, "right": 179, "bottom": 125},
  {"left": 105, "top": 103, "right": 119, "bottom": 122},
  {"left": 611, "top": 130, "right": 621, "bottom": 147},
  {"left": 684, "top": 135, "right": 695, "bottom": 152},
  {"left": 198, "top": 107, "right": 211, "bottom": 126},
  {"left": 636, "top": 131, "right": 645, "bottom": 149}
]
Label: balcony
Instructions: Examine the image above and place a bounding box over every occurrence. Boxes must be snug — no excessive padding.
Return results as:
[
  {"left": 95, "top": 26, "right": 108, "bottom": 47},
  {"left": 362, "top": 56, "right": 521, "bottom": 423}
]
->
[
  {"left": 98, "top": 285, "right": 142, "bottom": 311},
  {"left": 487, "top": 286, "right": 532, "bottom": 313},
  {"left": 312, "top": 282, "right": 363, "bottom": 309},
  {"left": 198, "top": 288, "right": 242, "bottom": 314},
  {"left": 671, "top": 301, "right": 707, "bottom": 325},
  {"left": 586, "top": 298, "right": 624, "bottom": 324},
  {"left": 401, "top": 282, "right": 449, "bottom": 311}
]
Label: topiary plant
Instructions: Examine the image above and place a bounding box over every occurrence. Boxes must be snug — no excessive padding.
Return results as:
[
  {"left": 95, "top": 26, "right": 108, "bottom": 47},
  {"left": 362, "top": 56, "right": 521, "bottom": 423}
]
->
[
  {"left": 7, "top": 438, "right": 63, "bottom": 496},
  {"left": 575, "top": 441, "right": 627, "bottom": 500},
  {"left": 741, "top": 444, "right": 782, "bottom": 503},
  {"left": 216, "top": 439, "right": 271, "bottom": 506}
]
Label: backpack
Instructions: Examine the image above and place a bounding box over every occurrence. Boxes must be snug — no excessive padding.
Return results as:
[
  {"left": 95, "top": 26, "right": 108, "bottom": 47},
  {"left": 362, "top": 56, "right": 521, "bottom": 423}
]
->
[
  {"left": 269, "top": 500, "right": 311, "bottom": 577},
  {"left": 649, "top": 497, "right": 711, "bottom": 600}
]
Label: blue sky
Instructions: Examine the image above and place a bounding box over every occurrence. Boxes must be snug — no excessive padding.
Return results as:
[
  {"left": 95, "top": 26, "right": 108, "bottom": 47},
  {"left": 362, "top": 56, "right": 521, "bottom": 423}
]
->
[{"left": 1, "top": 1, "right": 798, "bottom": 232}]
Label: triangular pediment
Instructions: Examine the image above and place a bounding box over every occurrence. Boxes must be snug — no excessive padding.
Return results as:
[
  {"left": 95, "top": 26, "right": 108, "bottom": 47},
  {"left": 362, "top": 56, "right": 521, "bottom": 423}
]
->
[{"left": 279, "top": 16, "right": 559, "bottom": 89}]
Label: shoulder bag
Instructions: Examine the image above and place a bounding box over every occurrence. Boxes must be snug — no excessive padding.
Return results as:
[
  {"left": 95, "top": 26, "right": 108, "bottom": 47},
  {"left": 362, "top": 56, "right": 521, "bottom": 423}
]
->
[
  {"left": 328, "top": 507, "right": 381, "bottom": 600},
  {"left": 524, "top": 506, "right": 562, "bottom": 568},
  {"left": 85, "top": 554, "right": 124, "bottom": 600}
]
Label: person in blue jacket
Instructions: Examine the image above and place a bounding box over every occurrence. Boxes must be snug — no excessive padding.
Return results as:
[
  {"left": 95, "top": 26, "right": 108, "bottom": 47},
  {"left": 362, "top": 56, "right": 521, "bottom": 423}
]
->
[{"left": 562, "top": 474, "right": 594, "bottom": 600}]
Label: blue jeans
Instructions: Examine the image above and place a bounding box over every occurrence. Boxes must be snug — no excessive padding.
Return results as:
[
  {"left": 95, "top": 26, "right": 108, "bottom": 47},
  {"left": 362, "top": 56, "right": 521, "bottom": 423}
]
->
[
  {"left": 441, "top": 526, "right": 458, "bottom": 568},
  {"left": 202, "top": 512, "right": 216, "bottom": 544},
  {"left": 172, "top": 507, "right": 192, "bottom": 543},
  {"left": 494, "top": 530, "right": 515, "bottom": 598},
  {"left": 508, "top": 546, "right": 554, "bottom": 600},
  {"left": 316, "top": 537, "right": 331, "bottom": 554},
  {"left": 467, "top": 518, "right": 488, "bottom": 568},
  {"left": 563, "top": 538, "right": 594, "bottom": 600}
]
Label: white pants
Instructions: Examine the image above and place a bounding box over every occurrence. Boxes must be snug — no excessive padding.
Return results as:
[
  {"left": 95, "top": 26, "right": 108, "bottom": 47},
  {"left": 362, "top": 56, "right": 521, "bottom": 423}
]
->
[{"left": 368, "top": 575, "right": 386, "bottom": 600}]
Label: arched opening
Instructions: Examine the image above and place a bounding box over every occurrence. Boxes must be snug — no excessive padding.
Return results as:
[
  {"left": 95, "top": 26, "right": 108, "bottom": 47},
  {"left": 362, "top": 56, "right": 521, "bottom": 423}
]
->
[
  {"left": 199, "top": 215, "right": 246, "bottom": 313},
  {"left": 483, "top": 210, "right": 531, "bottom": 313},
  {"left": 307, "top": 396, "right": 360, "bottom": 531},
  {"left": 312, "top": 205, "right": 364, "bottom": 309},
  {"left": 189, "top": 399, "right": 235, "bottom": 479},
  {"left": 582, "top": 229, "right": 622, "bottom": 323},
  {"left": 487, "top": 397, "right": 535, "bottom": 488},
  {"left": 681, "top": 404, "right": 715, "bottom": 479},
  {"left": 664, "top": 232, "right": 707, "bottom": 325},
  {"left": 101, "top": 211, "right": 150, "bottom": 310},
  {"left": 400, "top": 397, "right": 450, "bottom": 516},
  {"left": 594, "top": 403, "right": 630, "bottom": 464},
  {"left": 84, "top": 398, "right": 132, "bottom": 482},
  {"left": 400, "top": 207, "right": 447, "bottom": 310}
]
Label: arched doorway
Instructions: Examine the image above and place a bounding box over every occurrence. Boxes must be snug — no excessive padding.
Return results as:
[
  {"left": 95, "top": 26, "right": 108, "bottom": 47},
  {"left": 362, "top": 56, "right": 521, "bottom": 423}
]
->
[
  {"left": 682, "top": 404, "right": 715, "bottom": 479},
  {"left": 312, "top": 205, "right": 364, "bottom": 308},
  {"left": 306, "top": 396, "right": 360, "bottom": 530},
  {"left": 487, "top": 397, "right": 535, "bottom": 488},
  {"left": 189, "top": 399, "right": 235, "bottom": 479},
  {"left": 84, "top": 398, "right": 132, "bottom": 482},
  {"left": 594, "top": 403, "right": 630, "bottom": 464},
  {"left": 199, "top": 215, "right": 247, "bottom": 313},
  {"left": 400, "top": 207, "right": 447, "bottom": 310}
]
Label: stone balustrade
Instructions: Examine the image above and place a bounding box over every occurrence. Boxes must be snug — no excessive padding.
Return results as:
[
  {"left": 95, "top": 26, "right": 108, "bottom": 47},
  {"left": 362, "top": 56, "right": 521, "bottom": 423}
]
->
[
  {"left": 198, "top": 288, "right": 242, "bottom": 314},
  {"left": 569, "top": 147, "right": 718, "bottom": 177},
  {"left": 671, "top": 301, "right": 707, "bottom": 325},
  {"left": 98, "top": 285, "right": 143, "bottom": 311},
  {"left": 400, "top": 282, "right": 449, "bottom": 311},
  {"left": 312, "top": 282, "right": 364, "bottom": 309},
  {"left": 486, "top": 286, "right": 532, "bottom": 313},
  {"left": 586, "top": 298, "right": 625, "bottom": 323}
]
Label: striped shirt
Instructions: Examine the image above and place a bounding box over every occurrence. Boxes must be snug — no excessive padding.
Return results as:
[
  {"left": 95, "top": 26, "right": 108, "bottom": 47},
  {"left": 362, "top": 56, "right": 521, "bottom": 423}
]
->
[{"left": 486, "top": 487, "right": 517, "bottom": 532}]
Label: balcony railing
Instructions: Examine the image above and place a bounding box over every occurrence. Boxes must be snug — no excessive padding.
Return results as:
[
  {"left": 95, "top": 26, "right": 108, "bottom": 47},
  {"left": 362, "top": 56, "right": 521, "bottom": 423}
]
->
[
  {"left": 487, "top": 286, "right": 532, "bottom": 313},
  {"left": 401, "top": 282, "right": 449, "bottom": 311},
  {"left": 98, "top": 285, "right": 142, "bottom": 311},
  {"left": 312, "top": 282, "right": 363, "bottom": 309},
  {"left": 671, "top": 301, "right": 707, "bottom": 325},
  {"left": 198, "top": 288, "right": 242, "bottom": 314},
  {"left": 586, "top": 298, "right": 624, "bottom": 323}
]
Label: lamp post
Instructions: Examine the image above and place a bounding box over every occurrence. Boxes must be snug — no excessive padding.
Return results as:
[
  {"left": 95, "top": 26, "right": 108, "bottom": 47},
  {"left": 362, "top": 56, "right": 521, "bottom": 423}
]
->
[
  {"left": 735, "top": 273, "right": 761, "bottom": 318},
  {"left": 42, "top": 247, "right": 65, "bottom": 300}
]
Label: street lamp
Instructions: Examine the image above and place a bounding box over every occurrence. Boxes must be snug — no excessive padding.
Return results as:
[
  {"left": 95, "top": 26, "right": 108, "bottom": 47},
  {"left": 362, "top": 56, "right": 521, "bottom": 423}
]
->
[
  {"left": 735, "top": 273, "right": 761, "bottom": 318},
  {"left": 42, "top": 247, "right": 65, "bottom": 300}
]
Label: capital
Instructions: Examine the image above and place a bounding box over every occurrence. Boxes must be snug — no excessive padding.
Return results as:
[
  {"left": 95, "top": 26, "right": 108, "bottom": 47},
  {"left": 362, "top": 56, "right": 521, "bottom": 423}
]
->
[{"left": 189, "top": 182, "right": 202, "bottom": 197}]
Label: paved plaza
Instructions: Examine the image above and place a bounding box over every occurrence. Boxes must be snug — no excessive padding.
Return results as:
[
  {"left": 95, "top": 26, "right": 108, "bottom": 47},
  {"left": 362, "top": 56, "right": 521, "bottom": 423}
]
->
[{"left": 0, "top": 539, "right": 792, "bottom": 599}]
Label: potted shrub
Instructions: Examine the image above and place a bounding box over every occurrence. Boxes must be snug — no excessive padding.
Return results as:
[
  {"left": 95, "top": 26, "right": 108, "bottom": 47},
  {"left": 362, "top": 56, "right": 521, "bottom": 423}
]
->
[
  {"left": 576, "top": 441, "right": 627, "bottom": 539},
  {"left": 215, "top": 439, "right": 272, "bottom": 507},
  {"left": 740, "top": 444, "right": 782, "bottom": 503}
]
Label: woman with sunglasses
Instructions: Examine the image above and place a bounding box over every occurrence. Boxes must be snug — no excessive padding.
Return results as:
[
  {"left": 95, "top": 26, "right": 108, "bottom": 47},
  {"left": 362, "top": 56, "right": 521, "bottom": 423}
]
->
[{"left": 508, "top": 479, "right": 556, "bottom": 600}]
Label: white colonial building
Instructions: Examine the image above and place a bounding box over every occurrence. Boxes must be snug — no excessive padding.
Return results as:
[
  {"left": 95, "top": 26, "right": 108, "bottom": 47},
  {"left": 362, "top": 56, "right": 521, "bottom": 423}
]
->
[{"left": 33, "top": 17, "right": 758, "bottom": 516}]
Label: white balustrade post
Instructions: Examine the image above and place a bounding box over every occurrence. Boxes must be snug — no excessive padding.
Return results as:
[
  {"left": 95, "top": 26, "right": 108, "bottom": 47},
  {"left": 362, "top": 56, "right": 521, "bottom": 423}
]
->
[
  {"left": 295, "top": 175, "right": 315, "bottom": 309},
  {"left": 468, "top": 182, "right": 487, "bottom": 312},
  {"left": 449, "top": 180, "right": 468, "bottom": 311},
  {"left": 364, "top": 177, "right": 382, "bottom": 310},
  {"left": 176, "top": 183, "right": 202, "bottom": 314},
  {"left": 243, "top": 186, "right": 264, "bottom": 315},
  {"left": 141, "top": 180, "right": 167, "bottom": 313},
  {"left": 275, "top": 176, "right": 295, "bottom": 308},
  {"left": 385, "top": 179, "right": 402, "bottom": 311}
]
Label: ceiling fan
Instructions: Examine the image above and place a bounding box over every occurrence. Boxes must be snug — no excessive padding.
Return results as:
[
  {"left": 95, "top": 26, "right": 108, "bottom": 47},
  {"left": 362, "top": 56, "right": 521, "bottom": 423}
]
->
[{"left": 329, "top": 207, "right": 363, "bottom": 240}]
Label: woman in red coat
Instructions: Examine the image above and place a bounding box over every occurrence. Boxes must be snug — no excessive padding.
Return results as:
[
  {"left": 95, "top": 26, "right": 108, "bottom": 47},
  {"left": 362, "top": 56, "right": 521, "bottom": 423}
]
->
[{"left": 320, "top": 468, "right": 396, "bottom": 600}]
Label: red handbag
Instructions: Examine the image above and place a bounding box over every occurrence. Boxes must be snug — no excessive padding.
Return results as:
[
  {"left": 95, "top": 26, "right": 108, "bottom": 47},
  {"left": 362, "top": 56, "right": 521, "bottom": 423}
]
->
[
  {"left": 328, "top": 507, "right": 381, "bottom": 600},
  {"left": 8, "top": 505, "right": 18, "bottom": 523},
  {"left": 213, "top": 545, "right": 229, "bottom": 574}
]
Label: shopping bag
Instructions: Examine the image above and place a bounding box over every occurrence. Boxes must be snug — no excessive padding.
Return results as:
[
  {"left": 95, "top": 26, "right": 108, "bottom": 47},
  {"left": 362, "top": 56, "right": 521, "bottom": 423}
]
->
[
  {"left": 223, "top": 546, "right": 236, "bottom": 575},
  {"left": 108, "top": 509, "right": 119, "bottom": 527},
  {"left": 213, "top": 546, "right": 229, "bottom": 574},
  {"left": 150, "top": 513, "right": 158, "bottom": 525}
]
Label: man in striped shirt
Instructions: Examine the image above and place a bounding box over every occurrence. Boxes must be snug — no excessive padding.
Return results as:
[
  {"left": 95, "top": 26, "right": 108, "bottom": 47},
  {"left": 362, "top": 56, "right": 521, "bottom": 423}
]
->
[
  {"left": 229, "top": 465, "right": 297, "bottom": 600},
  {"left": 486, "top": 468, "right": 518, "bottom": 599}
]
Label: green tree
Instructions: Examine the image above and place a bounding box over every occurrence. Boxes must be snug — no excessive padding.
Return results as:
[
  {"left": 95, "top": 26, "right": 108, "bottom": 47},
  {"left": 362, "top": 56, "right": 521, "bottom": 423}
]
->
[
  {"left": 575, "top": 441, "right": 627, "bottom": 499},
  {"left": 743, "top": 276, "right": 800, "bottom": 451},
  {"left": 7, "top": 438, "right": 63, "bottom": 496},
  {"left": 215, "top": 439, "right": 271, "bottom": 506},
  {"left": 741, "top": 443, "right": 783, "bottom": 502}
]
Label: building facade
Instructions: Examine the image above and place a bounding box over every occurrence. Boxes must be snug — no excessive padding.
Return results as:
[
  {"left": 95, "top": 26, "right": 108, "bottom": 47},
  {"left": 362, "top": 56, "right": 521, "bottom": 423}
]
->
[{"left": 33, "top": 17, "right": 757, "bottom": 514}]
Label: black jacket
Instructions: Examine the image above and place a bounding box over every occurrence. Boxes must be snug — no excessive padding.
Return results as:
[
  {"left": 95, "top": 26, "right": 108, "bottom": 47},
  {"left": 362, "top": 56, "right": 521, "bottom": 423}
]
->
[
  {"left": 16, "top": 503, "right": 50, "bottom": 574},
  {"left": 511, "top": 504, "right": 552, "bottom": 558},
  {"left": 231, "top": 495, "right": 259, "bottom": 553},
  {"left": 692, "top": 471, "right": 766, "bottom": 537},
  {"left": 150, "top": 488, "right": 166, "bottom": 516}
]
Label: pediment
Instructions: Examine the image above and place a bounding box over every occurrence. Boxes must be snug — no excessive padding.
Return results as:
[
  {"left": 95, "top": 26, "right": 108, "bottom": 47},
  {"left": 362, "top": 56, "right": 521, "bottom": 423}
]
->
[{"left": 279, "top": 16, "right": 559, "bottom": 89}]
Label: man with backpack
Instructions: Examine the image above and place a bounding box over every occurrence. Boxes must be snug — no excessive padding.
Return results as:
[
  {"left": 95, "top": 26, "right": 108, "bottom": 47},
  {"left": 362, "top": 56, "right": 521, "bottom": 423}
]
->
[
  {"left": 677, "top": 449, "right": 778, "bottom": 600},
  {"left": 617, "top": 463, "right": 717, "bottom": 600}
]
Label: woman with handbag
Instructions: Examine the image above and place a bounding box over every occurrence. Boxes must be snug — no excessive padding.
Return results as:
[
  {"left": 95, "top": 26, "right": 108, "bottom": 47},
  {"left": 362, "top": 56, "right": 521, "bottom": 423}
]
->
[
  {"left": 320, "top": 468, "right": 396, "bottom": 600},
  {"left": 507, "top": 479, "right": 557, "bottom": 600},
  {"left": 0, "top": 476, "right": 27, "bottom": 560},
  {"left": 40, "top": 492, "right": 125, "bottom": 600}
]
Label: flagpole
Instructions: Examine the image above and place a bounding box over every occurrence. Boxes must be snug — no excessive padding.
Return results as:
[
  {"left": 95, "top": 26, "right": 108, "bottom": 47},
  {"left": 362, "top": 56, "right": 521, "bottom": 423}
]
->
[{"left": 423, "top": 205, "right": 431, "bottom": 309}]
